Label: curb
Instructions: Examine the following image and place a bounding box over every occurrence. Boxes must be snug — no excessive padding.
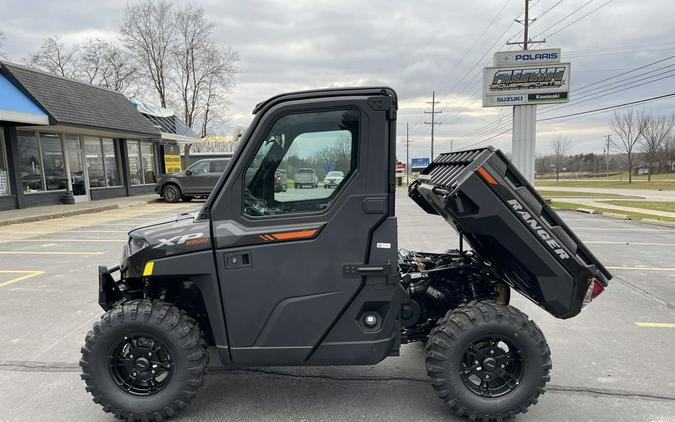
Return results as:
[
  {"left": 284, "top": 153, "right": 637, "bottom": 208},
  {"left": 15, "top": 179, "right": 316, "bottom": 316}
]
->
[
  {"left": 601, "top": 212, "right": 630, "bottom": 220},
  {"left": 576, "top": 208, "right": 597, "bottom": 214},
  {"left": 640, "top": 218, "right": 675, "bottom": 228},
  {"left": 0, "top": 197, "right": 159, "bottom": 227},
  {"left": 0, "top": 205, "right": 119, "bottom": 227}
]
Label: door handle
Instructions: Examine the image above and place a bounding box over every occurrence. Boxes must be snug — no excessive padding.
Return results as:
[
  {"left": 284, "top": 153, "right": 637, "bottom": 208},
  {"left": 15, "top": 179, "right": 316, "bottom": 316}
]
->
[
  {"left": 342, "top": 264, "right": 391, "bottom": 277},
  {"left": 224, "top": 251, "right": 251, "bottom": 269}
]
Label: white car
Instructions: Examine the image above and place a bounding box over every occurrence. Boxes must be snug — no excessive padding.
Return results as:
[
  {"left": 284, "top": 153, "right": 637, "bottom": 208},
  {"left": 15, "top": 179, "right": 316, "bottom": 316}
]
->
[{"left": 323, "top": 170, "right": 344, "bottom": 188}]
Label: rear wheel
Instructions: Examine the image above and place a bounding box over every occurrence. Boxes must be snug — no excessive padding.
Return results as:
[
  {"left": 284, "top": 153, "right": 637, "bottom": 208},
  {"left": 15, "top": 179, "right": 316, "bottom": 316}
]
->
[
  {"left": 80, "top": 299, "right": 208, "bottom": 421},
  {"left": 426, "top": 301, "right": 551, "bottom": 421},
  {"left": 162, "top": 184, "right": 181, "bottom": 203}
]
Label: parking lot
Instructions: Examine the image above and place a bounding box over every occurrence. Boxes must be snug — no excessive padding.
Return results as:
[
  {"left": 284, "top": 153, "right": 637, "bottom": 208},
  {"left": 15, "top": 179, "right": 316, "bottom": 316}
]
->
[{"left": 0, "top": 191, "right": 674, "bottom": 421}]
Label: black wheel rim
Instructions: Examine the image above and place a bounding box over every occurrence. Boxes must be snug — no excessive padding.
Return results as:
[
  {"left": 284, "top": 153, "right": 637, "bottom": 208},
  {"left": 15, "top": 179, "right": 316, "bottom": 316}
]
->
[
  {"left": 108, "top": 334, "right": 174, "bottom": 397},
  {"left": 459, "top": 335, "right": 525, "bottom": 398},
  {"left": 165, "top": 187, "right": 176, "bottom": 201}
]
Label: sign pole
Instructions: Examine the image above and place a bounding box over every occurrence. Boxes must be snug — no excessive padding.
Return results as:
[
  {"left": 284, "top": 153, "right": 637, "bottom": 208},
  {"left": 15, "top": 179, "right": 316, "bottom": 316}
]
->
[{"left": 512, "top": 105, "right": 537, "bottom": 182}]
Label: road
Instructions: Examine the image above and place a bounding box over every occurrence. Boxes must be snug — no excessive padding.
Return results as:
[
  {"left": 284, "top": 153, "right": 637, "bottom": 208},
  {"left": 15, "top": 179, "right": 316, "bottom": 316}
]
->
[{"left": 0, "top": 192, "right": 674, "bottom": 421}]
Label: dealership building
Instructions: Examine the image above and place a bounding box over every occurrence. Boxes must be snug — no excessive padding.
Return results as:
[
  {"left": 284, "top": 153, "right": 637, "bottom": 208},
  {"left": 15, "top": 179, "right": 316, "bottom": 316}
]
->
[{"left": 0, "top": 62, "right": 198, "bottom": 210}]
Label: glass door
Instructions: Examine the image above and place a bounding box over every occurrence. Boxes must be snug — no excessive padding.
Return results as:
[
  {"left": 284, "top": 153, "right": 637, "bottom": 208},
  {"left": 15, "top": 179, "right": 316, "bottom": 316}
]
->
[{"left": 64, "top": 135, "right": 89, "bottom": 200}]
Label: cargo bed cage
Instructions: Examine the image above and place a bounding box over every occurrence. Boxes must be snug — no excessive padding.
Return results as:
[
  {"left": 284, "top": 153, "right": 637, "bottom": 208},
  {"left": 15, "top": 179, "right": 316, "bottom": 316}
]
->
[{"left": 409, "top": 147, "right": 611, "bottom": 319}]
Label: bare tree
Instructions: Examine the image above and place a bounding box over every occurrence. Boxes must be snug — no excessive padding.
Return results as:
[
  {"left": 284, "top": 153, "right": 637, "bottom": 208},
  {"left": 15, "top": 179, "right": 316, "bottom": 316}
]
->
[
  {"left": 121, "top": 0, "right": 175, "bottom": 107},
  {"left": 27, "top": 36, "right": 79, "bottom": 78},
  {"left": 660, "top": 136, "right": 675, "bottom": 173},
  {"left": 641, "top": 114, "right": 675, "bottom": 180},
  {"left": 551, "top": 136, "right": 572, "bottom": 181},
  {"left": 80, "top": 39, "right": 138, "bottom": 94},
  {"left": 172, "top": 4, "right": 238, "bottom": 132},
  {"left": 611, "top": 109, "right": 648, "bottom": 183},
  {"left": 0, "top": 31, "right": 6, "bottom": 59}
]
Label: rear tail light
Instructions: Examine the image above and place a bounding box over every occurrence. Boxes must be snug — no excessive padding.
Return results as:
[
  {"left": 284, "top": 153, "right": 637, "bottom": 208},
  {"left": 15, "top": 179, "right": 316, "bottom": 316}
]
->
[{"left": 582, "top": 277, "right": 605, "bottom": 308}]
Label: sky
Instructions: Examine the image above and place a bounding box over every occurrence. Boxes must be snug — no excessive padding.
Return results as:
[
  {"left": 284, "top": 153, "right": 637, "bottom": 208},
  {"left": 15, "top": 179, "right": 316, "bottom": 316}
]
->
[{"left": 1, "top": 0, "right": 675, "bottom": 160}]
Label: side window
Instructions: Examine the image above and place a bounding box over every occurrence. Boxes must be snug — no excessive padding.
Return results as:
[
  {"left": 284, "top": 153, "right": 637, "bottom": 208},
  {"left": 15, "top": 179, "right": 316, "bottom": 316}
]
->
[
  {"left": 189, "top": 161, "right": 210, "bottom": 174},
  {"left": 243, "top": 109, "right": 359, "bottom": 217},
  {"left": 211, "top": 159, "right": 230, "bottom": 173}
]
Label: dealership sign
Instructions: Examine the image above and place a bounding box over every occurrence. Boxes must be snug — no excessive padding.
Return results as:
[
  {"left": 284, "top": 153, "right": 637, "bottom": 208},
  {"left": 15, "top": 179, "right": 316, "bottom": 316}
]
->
[
  {"left": 483, "top": 54, "right": 571, "bottom": 107},
  {"left": 494, "top": 48, "right": 561, "bottom": 66},
  {"left": 411, "top": 157, "right": 430, "bottom": 170}
]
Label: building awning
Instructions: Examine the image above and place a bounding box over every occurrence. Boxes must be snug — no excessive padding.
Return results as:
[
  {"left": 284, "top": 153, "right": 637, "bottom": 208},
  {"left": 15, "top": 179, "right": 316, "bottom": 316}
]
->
[
  {"left": 0, "top": 74, "right": 49, "bottom": 125},
  {"left": 133, "top": 100, "right": 201, "bottom": 145}
]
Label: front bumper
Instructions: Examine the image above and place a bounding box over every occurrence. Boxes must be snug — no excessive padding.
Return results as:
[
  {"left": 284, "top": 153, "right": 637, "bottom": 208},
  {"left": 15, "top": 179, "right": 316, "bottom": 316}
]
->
[{"left": 98, "top": 265, "right": 122, "bottom": 311}]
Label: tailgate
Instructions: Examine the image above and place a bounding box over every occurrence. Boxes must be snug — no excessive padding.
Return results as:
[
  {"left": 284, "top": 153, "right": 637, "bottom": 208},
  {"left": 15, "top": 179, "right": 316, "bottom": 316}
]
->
[{"left": 409, "top": 147, "right": 611, "bottom": 319}]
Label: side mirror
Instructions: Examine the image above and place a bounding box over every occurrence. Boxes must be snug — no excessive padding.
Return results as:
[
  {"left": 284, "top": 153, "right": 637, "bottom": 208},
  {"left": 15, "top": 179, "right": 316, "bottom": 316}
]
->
[{"left": 185, "top": 169, "right": 192, "bottom": 176}]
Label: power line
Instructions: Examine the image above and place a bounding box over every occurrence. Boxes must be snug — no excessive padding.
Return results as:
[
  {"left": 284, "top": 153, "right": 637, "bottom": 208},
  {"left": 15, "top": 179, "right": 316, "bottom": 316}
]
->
[
  {"left": 532, "top": 0, "right": 597, "bottom": 39},
  {"left": 542, "top": 0, "right": 615, "bottom": 39},
  {"left": 538, "top": 92, "right": 675, "bottom": 121}
]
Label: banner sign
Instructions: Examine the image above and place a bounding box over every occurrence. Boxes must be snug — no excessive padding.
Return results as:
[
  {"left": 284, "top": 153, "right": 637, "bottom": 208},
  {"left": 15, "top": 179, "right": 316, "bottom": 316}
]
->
[
  {"left": 411, "top": 157, "right": 430, "bottom": 170},
  {"left": 163, "top": 143, "right": 182, "bottom": 173},
  {"left": 494, "top": 48, "right": 561, "bottom": 66},
  {"left": 482, "top": 63, "right": 571, "bottom": 107}
]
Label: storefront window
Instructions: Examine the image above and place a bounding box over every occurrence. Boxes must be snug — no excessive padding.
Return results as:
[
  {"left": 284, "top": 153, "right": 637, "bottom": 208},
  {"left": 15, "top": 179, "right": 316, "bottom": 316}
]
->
[
  {"left": 84, "top": 136, "right": 105, "bottom": 188},
  {"left": 102, "top": 138, "right": 120, "bottom": 186},
  {"left": 128, "top": 140, "right": 156, "bottom": 185},
  {"left": 140, "top": 142, "right": 156, "bottom": 184},
  {"left": 0, "top": 130, "right": 9, "bottom": 195},
  {"left": 17, "top": 130, "right": 44, "bottom": 192},
  {"left": 127, "top": 141, "right": 142, "bottom": 185},
  {"left": 40, "top": 133, "right": 66, "bottom": 191},
  {"left": 64, "top": 135, "right": 86, "bottom": 195}
]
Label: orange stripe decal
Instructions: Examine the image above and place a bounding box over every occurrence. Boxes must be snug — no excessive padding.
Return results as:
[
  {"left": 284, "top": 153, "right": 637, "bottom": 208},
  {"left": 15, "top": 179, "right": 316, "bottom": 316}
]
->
[
  {"left": 477, "top": 166, "right": 498, "bottom": 185},
  {"left": 271, "top": 229, "right": 318, "bottom": 240}
]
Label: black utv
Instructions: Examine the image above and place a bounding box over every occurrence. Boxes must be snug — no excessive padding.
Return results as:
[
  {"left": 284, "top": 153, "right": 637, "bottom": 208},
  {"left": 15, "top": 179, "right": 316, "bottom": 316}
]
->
[{"left": 81, "top": 87, "right": 611, "bottom": 421}]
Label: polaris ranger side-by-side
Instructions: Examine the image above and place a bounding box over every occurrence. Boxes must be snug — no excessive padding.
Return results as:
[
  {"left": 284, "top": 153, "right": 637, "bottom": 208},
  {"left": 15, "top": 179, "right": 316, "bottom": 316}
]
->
[{"left": 81, "top": 87, "right": 611, "bottom": 421}]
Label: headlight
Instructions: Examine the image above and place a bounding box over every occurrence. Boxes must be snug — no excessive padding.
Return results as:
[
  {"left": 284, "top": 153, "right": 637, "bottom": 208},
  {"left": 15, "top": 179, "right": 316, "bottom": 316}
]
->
[{"left": 128, "top": 237, "right": 150, "bottom": 255}]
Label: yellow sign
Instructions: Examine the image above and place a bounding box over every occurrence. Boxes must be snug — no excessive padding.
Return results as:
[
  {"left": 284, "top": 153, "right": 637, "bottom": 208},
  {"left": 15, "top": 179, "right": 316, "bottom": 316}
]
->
[{"left": 164, "top": 154, "right": 182, "bottom": 173}]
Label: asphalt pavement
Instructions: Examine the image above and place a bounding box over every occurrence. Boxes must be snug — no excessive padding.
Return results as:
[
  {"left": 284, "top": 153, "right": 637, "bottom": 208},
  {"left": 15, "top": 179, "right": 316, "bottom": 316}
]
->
[{"left": 0, "top": 191, "right": 674, "bottom": 421}]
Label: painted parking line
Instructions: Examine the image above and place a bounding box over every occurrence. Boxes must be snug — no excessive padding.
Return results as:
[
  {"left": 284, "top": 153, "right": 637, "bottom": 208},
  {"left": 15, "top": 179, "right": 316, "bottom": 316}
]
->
[
  {"left": 586, "top": 241, "right": 675, "bottom": 246},
  {"left": 572, "top": 227, "right": 672, "bottom": 232},
  {"left": 0, "top": 270, "right": 45, "bottom": 288},
  {"left": 0, "top": 239, "right": 125, "bottom": 243},
  {"left": 607, "top": 266, "right": 675, "bottom": 271},
  {"left": 0, "top": 251, "right": 104, "bottom": 255},
  {"left": 635, "top": 322, "right": 675, "bottom": 328},
  {"left": 1, "top": 230, "right": 128, "bottom": 234}
]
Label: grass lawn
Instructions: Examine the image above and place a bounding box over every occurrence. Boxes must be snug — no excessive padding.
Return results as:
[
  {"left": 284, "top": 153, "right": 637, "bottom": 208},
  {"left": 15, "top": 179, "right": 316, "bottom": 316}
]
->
[
  {"left": 535, "top": 180, "right": 675, "bottom": 190},
  {"left": 600, "top": 200, "right": 675, "bottom": 213},
  {"left": 536, "top": 190, "right": 626, "bottom": 198},
  {"left": 549, "top": 200, "right": 675, "bottom": 223}
]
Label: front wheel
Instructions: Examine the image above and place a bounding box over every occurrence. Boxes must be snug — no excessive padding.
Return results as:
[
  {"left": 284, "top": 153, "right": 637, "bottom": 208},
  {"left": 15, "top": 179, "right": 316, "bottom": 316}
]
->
[
  {"left": 80, "top": 299, "right": 208, "bottom": 421},
  {"left": 162, "top": 184, "right": 181, "bottom": 203},
  {"left": 426, "top": 301, "right": 551, "bottom": 421}
]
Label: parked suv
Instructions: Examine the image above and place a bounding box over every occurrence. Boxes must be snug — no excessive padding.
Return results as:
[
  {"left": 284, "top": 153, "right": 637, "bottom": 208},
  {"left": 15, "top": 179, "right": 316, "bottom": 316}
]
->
[
  {"left": 155, "top": 158, "right": 230, "bottom": 202},
  {"left": 294, "top": 168, "right": 318, "bottom": 188}
]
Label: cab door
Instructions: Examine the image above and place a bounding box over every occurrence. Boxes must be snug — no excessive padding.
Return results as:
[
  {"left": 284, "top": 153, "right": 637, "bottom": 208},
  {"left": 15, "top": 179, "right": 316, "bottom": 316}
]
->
[{"left": 209, "top": 91, "right": 399, "bottom": 365}]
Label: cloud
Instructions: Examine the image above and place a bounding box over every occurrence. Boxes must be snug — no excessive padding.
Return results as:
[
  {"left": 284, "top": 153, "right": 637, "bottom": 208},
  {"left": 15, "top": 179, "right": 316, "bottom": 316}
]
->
[{"left": 2, "top": 0, "right": 675, "bottom": 159}]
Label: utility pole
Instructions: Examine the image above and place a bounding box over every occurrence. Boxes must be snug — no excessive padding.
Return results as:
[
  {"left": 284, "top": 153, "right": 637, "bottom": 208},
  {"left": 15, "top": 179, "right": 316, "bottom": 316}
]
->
[
  {"left": 406, "top": 123, "right": 410, "bottom": 186},
  {"left": 507, "top": 0, "right": 546, "bottom": 50},
  {"left": 605, "top": 135, "right": 611, "bottom": 177},
  {"left": 506, "top": 0, "right": 545, "bottom": 183},
  {"left": 424, "top": 91, "right": 442, "bottom": 161}
]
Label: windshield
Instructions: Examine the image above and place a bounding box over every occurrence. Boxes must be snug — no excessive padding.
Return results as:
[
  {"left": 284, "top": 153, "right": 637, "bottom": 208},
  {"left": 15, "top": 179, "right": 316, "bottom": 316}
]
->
[{"left": 326, "top": 171, "right": 344, "bottom": 177}]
